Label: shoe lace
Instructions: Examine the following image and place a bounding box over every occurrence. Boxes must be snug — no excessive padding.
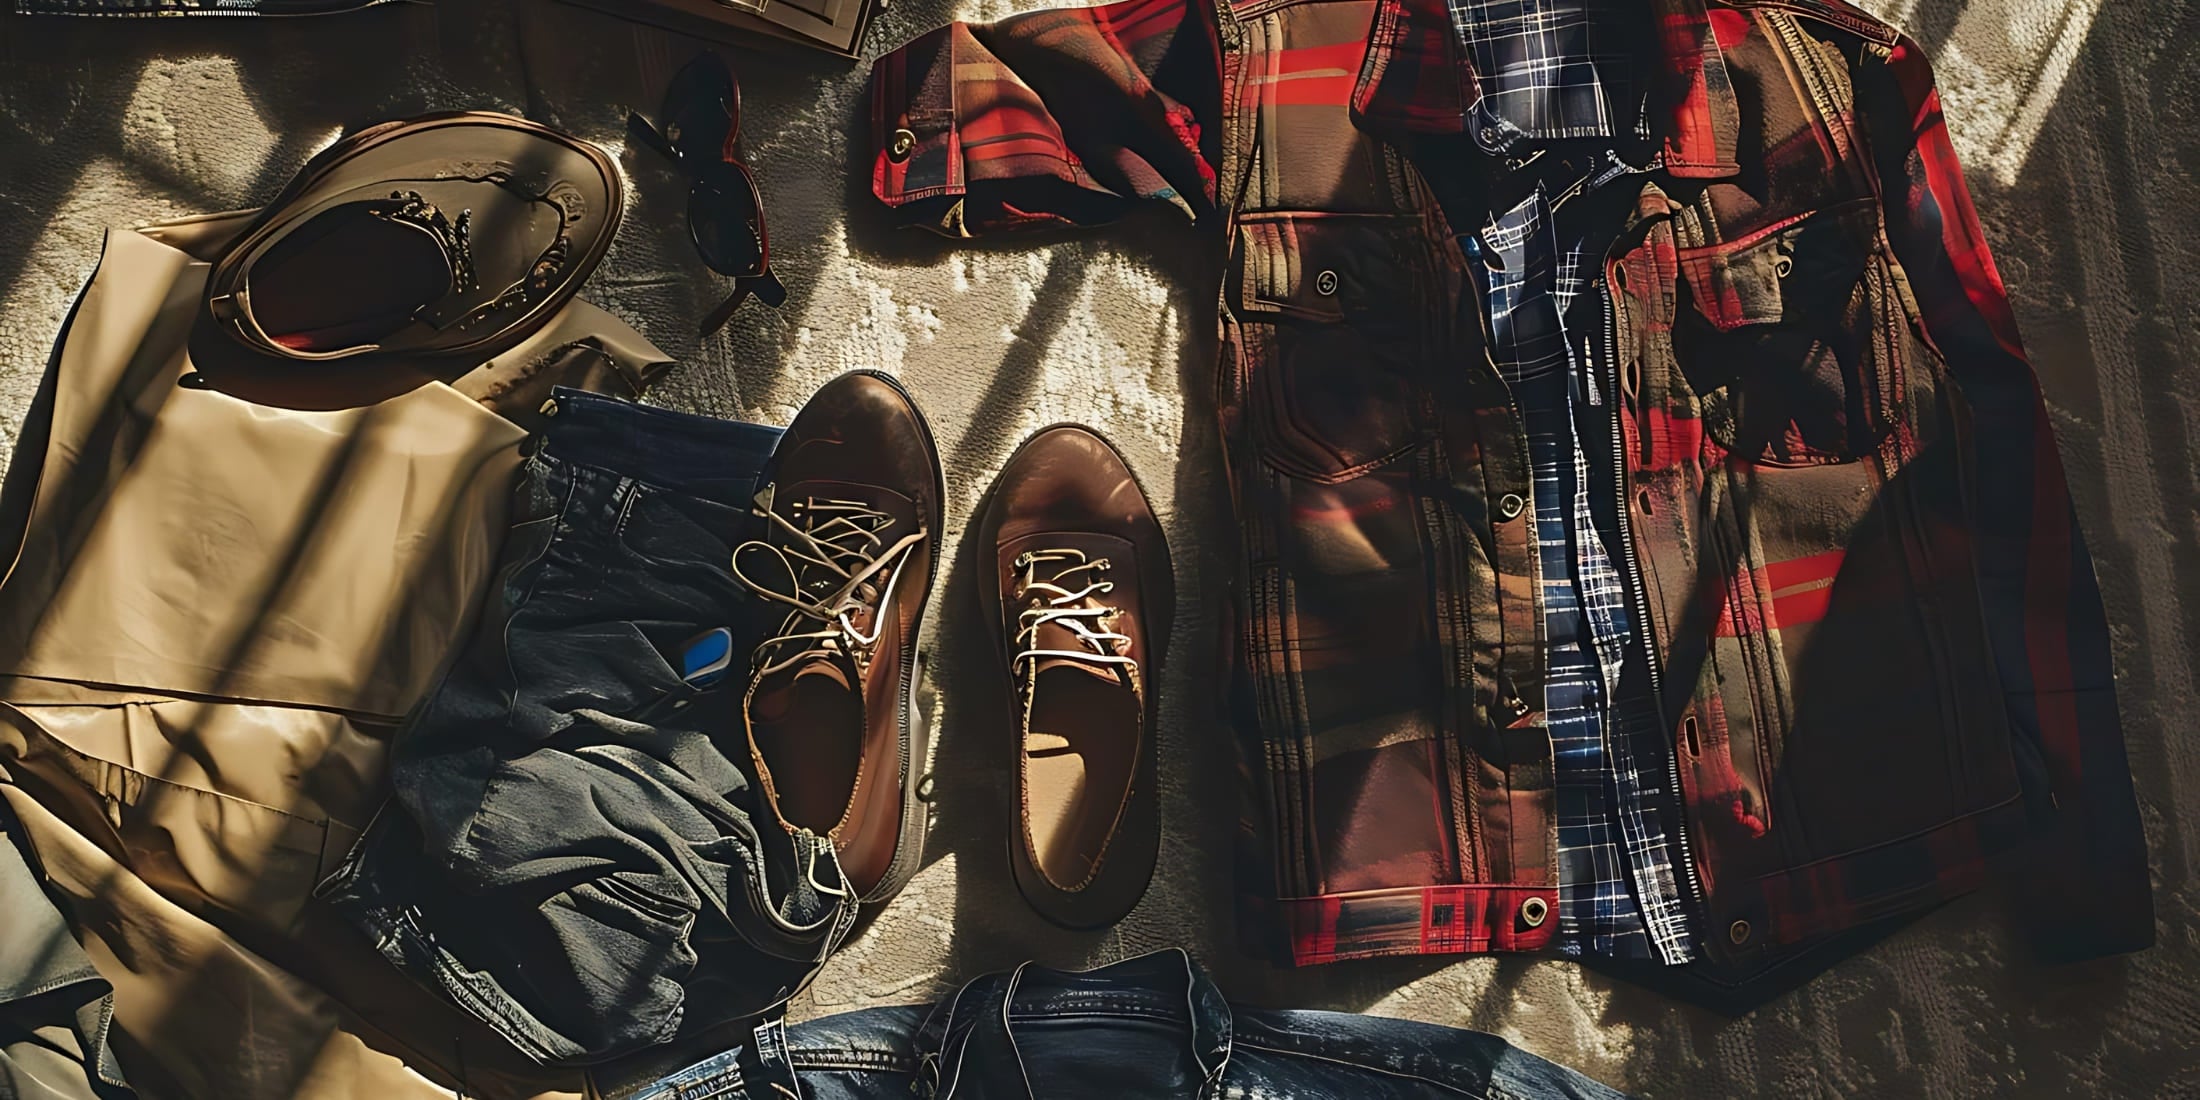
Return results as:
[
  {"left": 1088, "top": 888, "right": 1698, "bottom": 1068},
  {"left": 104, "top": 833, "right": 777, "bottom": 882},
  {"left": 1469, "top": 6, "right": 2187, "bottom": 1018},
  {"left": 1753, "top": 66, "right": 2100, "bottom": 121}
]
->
[
  {"left": 1013, "top": 548, "right": 1135, "bottom": 673},
  {"left": 732, "top": 488, "right": 926, "bottom": 679}
]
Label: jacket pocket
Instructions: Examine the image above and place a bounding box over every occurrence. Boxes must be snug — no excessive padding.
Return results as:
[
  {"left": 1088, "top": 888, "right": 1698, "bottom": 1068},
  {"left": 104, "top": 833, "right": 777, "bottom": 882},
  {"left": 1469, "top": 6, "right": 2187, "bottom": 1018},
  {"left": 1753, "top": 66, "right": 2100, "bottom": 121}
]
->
[
  {"left": 1233, "top": 212, "right": 1430, "bottom": 483},
  {"left": 1674, "top": 198, "right": 1922, "bottom": 466}
]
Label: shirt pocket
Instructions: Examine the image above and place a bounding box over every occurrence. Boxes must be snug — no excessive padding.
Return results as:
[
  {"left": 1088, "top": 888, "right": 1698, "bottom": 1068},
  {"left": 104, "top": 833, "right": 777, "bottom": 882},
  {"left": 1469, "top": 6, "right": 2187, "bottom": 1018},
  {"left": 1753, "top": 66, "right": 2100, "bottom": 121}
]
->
[
  {"left": 1232, "top": 212, "right": 1432, "bottom": 483},
  {"left": 1673, "top": 198, "right": 1920, "bottom": 466}
]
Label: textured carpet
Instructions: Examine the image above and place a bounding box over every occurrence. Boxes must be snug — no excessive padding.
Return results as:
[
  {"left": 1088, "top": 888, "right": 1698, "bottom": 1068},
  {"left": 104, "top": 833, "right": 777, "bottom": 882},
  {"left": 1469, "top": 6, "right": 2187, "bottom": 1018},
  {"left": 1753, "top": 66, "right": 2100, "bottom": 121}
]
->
[{"left": 1, "top": 0, "right": 2195, "bottom": 1096}]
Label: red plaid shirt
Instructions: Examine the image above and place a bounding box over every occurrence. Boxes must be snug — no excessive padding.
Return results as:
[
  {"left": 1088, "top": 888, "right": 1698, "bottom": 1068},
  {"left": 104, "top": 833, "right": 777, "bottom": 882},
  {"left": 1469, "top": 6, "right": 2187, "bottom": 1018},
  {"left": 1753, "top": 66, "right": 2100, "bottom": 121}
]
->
[{"left": 870, "top": 0, "right": 2151, "bottom": 972}]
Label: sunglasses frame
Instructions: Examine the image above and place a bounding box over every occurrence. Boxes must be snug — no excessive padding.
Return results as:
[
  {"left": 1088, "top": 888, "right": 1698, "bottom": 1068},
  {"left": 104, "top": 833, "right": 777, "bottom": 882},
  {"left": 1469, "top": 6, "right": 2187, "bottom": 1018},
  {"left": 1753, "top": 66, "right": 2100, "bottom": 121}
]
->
[{"left": 628, "top": 52, "right": 787, "bottom": 335}]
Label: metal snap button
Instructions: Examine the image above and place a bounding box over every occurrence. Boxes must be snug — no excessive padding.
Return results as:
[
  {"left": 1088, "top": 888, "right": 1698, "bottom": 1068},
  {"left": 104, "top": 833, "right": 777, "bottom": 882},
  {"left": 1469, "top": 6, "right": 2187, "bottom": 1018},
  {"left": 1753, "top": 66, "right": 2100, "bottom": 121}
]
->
[
  {"left": 1496, "top": 492, "right": 1526, "bottom": 521},
  {"left": 888, "top": 128, "right": 916, "bottom": 162},
  {"left": 1728, "top": 919, "right": 1752, "bottom": 945},
  {"left": 1478, "top": 125, "right": 1503, "bottom": 146},
  {"left": 1520, "top": 896, "right": 1550, "bottom": 928},
  {"left": 1314, "top": 269, "right": 1339, "bottom": 296}
]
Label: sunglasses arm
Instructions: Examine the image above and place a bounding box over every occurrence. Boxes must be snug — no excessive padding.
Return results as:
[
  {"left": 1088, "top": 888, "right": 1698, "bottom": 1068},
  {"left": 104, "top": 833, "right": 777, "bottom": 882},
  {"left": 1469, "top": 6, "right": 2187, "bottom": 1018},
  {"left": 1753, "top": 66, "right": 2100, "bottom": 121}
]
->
[
  {"left": 698, "top": 269, "right": 787, "bottom": 336},
  {"left": 625, "top": 111, "right": 685, "bottom": 166}
]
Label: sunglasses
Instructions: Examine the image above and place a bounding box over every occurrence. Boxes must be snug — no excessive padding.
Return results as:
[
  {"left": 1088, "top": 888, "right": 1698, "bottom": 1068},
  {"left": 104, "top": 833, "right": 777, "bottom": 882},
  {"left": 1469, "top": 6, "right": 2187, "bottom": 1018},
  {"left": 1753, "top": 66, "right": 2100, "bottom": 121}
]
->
[{"left": 628, "top": 52, "right": 787, "bottom": 336}]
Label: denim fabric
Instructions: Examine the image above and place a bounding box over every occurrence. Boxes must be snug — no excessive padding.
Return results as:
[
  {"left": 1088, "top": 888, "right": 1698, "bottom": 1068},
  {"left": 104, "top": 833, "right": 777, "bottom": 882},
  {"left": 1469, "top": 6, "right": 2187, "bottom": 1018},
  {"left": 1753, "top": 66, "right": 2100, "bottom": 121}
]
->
[
  {"left": 601, "top": 951, "right": 1635, "bottom": 1100},
  {"left": 320, "top": 389, "right": 858, "bottom": 1066}
]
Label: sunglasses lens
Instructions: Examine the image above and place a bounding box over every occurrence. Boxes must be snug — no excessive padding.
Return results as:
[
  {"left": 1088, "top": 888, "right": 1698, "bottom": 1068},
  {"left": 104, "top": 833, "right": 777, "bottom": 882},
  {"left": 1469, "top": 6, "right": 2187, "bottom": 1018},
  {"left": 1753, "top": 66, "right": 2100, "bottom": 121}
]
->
[
  {"left": 659, "top": 53, "right": 738, "bottom": 164},
  {"left": 689, "top": 167, "right": 763, "bottom": 276}
]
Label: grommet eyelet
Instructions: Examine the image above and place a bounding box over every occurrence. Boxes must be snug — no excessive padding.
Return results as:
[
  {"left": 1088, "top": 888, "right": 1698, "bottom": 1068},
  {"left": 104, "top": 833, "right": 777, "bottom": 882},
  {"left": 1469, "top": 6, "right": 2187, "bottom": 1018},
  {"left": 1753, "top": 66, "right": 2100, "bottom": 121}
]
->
[
  {"left": 1772, "top": 255, "right": 1794, "bottom": 279},
  {"left": 888, "top": 128, "right": 916, "bottom": 162},
  {"left": 1496, "top": 492, "right": 1526, "bottom": 521},
  {"left": 1314, "top": 269, "right": 1339, "bottom": 297},
  {"left": 1520, "top": 896, "right": 1550, "bottom": 928},
  {"left": 1728, "top": 919, "right": 1752, "bottom": 945}
]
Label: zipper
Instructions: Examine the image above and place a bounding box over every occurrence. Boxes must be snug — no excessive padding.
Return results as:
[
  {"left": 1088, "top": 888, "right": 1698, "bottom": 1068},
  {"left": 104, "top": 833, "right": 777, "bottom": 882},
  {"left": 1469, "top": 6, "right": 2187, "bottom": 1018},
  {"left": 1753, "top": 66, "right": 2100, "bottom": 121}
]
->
[{"left": 1602, "top": 276, "right": 1709, "bottom": 916}]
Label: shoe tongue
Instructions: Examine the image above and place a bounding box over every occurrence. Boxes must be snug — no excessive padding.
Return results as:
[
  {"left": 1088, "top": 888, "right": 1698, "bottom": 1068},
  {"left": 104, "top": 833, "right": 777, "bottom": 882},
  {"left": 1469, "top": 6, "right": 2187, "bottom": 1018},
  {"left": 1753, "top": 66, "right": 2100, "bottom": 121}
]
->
[
  {"left": 752, "top": 650, "right": 858, "bottom": 723},
  {"left": 1019, "top": 593, "right": 1124, "bottom": 685},
  {"left": 789, "top": 651, "right": 856, "bottom": 693},
  {"left": 1028, "top": 652, "right": 1121, "bottom": 687}
]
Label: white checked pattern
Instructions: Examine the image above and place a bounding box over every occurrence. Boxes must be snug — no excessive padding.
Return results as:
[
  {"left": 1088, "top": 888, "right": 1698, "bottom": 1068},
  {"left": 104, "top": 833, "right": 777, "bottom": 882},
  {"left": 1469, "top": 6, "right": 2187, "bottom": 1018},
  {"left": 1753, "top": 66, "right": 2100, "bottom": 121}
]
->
[
  {"left": 1450, "top": 0, "right": 1638, "bottom": 147},
  {"left": 1474, "top": 187, "right": 1695, "bottom": 964}
]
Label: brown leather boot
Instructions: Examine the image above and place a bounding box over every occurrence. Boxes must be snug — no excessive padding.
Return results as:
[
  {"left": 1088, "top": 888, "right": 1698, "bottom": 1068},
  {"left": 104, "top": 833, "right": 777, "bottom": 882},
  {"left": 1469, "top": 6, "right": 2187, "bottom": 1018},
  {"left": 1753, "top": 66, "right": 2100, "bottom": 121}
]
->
[
  {"left": 734, "top": 370, "right": 941, "bottom": 904},
  {"left": 977, "top": 425, "right": 1172, "bottom": 929}
]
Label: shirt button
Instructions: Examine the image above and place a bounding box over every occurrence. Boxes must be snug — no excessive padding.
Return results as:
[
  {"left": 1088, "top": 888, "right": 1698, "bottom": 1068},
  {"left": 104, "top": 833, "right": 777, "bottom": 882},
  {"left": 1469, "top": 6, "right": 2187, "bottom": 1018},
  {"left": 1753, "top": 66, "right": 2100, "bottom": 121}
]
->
[
  {"left": 1314, "top": 269, "right": 1339, "bottom": 296},
  {"left": 1496, "top": 492, "right": 1526, "bottom": 521},
  {"left": 887, "top": 128, "right": 916, "bottom": 162}
]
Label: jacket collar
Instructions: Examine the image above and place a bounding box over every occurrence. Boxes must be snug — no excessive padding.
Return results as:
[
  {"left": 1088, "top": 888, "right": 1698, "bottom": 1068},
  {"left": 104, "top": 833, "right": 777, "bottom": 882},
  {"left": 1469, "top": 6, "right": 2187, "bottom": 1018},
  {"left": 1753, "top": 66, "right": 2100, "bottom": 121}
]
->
[{"left": 1348, "top": 0, "right": 1741, "bottom": 178}]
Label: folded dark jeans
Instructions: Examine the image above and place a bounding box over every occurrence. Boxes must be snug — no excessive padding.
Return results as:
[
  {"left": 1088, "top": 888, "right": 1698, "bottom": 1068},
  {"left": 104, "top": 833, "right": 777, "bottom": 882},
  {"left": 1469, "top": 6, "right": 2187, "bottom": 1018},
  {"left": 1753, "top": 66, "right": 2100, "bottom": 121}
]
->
[
  {"left": 321, "top": 389, "right": 857, "bottom": 1066},
  {"left": 605, "top": 950, "right": 1636, "bottom": 1100}
]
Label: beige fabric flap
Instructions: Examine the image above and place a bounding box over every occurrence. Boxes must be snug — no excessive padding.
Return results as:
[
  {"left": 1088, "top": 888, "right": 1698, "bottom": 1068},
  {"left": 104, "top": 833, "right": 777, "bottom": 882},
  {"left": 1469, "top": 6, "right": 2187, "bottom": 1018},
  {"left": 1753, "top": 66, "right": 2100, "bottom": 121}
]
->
[{"left": 0, "top": 227, "right": 675, "bottom": 715}]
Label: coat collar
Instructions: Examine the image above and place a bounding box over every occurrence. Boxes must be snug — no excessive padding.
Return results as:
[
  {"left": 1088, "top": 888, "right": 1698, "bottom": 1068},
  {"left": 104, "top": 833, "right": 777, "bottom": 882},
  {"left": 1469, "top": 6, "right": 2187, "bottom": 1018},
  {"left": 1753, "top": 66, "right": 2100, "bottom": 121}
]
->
[{"left": 1347, "top": 0, "right": 1741, "bottom": 178}]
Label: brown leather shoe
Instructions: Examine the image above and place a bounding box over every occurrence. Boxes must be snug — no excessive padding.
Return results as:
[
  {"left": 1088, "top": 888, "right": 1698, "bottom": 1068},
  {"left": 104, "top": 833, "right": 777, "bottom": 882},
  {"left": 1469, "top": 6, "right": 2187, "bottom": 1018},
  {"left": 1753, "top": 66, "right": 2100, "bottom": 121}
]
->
[
  {"left": 733, "top": 370, "right": 941, "bottom": 904},
  {"left": 977, "top": 425, "right": 1172, "bottom": 929}
]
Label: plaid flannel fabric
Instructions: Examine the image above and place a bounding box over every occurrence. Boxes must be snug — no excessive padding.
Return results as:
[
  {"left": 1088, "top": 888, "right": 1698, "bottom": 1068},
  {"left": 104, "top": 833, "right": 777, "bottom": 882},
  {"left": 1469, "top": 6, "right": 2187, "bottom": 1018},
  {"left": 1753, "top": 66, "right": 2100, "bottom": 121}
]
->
[
  {"left": 1476, "top": 190, "right": 1693, "bottom": 962},
  {"left": 1448, "top": 0, "right": 1639, "bottom": 149},
  {"left": 869, "top": 0, "right": 2150, "bottom": 968}
]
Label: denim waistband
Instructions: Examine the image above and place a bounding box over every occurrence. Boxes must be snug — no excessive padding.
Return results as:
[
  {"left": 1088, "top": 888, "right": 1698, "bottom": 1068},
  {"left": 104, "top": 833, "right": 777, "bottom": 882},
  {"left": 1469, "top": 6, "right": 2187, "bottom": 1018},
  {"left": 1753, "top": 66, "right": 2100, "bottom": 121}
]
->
[
  {"left": 913, "top": 950, "right": 1232, "bottom": 1098},
  {"left": 541, "top": 387, "right": 781, "bottom": 508}
]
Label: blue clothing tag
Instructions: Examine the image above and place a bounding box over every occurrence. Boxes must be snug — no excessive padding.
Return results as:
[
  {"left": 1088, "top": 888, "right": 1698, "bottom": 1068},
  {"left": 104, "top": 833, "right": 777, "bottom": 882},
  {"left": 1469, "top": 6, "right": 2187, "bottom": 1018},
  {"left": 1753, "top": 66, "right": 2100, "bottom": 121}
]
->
[{"left": 680, "top": 627, "right": 734, "bottom": 688}]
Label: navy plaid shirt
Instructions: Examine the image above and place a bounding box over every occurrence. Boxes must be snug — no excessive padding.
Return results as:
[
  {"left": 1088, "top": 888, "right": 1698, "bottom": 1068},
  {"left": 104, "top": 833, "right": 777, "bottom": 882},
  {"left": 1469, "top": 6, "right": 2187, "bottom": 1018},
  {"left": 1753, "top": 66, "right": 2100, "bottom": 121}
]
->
[
  {"left": 1448, "top": 0, "right": 1645, "bottom": 150},
  {"left": 1472, "top": 186, "right": 1693, "bottom": 963},
  {"left": 1451, "top": 0, "right": 1694, "bottom": 964}
]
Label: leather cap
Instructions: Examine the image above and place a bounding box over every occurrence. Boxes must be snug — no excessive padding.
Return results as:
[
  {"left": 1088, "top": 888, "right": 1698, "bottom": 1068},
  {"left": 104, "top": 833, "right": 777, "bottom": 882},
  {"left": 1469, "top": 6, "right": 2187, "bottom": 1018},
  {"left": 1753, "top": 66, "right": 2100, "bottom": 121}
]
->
[{"left": 204, "top": 112, "right": 621, "bottom": 363}]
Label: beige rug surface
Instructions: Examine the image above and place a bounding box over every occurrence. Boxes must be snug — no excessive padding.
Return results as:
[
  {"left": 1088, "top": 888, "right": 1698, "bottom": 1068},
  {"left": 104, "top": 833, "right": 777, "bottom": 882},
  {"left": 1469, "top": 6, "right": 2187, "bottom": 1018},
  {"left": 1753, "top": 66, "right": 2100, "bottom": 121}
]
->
[{"left": 1, "top": 0, "right": 2195, "bottom": 1095}]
